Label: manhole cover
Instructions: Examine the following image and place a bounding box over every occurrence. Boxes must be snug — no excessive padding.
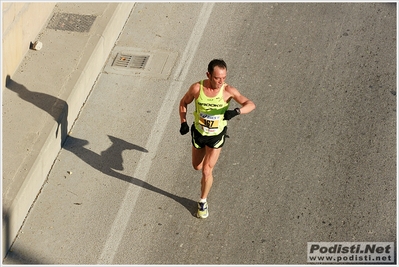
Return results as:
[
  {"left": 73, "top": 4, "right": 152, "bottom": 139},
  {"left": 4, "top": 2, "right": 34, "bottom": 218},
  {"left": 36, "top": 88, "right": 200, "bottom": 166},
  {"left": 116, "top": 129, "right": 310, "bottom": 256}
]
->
[
  {"left": 104, "top": 47, "right": 178, "bottom": 80},
  {"left": 47, "top": 13, "right": 96, "bottom": 32},
  {"left": 112, "top": 54, "right": 149, "bottom": 69}
]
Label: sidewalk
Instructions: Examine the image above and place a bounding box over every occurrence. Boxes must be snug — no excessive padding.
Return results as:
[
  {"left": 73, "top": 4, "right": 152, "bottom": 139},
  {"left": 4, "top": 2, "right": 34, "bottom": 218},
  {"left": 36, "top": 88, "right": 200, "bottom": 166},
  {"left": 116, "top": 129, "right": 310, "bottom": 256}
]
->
[{"left": 2, "top": 2, "right": 135, "bottom": 257}]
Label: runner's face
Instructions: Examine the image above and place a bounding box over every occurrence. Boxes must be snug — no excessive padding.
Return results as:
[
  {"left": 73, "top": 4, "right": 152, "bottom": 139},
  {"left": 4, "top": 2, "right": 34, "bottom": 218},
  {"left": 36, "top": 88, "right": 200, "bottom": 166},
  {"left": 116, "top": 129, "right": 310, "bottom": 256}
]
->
[{"left": 207, "top": 66, "right": 226, "bottom": 89}]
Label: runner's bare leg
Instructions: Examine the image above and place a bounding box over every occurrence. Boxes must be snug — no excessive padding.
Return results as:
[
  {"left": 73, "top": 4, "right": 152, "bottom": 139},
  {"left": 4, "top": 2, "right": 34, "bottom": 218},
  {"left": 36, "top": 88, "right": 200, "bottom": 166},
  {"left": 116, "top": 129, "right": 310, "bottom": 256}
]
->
[
  {"left": 192, "top": 146, "right": 205, "bottom": 170},
  {"left": 200, "top": 146, "right": 221, "bottom": 199}
]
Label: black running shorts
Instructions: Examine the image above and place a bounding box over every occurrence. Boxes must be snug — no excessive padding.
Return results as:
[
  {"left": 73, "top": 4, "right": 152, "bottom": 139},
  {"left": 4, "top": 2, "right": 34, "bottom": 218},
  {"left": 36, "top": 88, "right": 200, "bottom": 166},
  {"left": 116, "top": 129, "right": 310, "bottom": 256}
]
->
[{"left": 191, "top": 124, "right": 227, "bottom": 149}]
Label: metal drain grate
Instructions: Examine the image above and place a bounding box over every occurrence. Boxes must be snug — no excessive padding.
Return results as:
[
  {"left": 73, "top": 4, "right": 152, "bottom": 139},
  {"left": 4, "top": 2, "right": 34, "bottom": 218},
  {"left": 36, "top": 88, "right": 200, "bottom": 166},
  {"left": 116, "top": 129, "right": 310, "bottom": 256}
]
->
[
  {"left": 47, "top": 13, "right": 97, "bottom": 32},
  {"left": 112, "top": 54, "right": 149, "bottom": 69},
  {"left": 104, "top": 47, "right": 178, "bottom": 79}
]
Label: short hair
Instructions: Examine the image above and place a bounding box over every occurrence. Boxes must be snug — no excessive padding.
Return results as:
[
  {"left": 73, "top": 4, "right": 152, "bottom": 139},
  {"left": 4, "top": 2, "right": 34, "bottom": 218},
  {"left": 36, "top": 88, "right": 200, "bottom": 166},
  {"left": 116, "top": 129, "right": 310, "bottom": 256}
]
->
[{"left": 208, "top": 59, "right": 227, "bottom": 74}]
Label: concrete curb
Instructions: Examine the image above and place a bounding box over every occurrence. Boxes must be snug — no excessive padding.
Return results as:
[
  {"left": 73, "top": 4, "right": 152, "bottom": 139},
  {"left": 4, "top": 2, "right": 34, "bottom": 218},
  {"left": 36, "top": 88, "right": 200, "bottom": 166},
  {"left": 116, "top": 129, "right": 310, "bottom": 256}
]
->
[{"left": 2, "top": 2, "right": 135, "bottom": 258}]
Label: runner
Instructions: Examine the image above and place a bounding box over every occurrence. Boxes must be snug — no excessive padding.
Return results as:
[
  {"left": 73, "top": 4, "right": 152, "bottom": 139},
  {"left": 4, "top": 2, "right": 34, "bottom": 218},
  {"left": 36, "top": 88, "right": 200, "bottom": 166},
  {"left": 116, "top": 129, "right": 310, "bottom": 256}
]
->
[{"left": 179, "top": 59, "right": 256, "bottom": 218}]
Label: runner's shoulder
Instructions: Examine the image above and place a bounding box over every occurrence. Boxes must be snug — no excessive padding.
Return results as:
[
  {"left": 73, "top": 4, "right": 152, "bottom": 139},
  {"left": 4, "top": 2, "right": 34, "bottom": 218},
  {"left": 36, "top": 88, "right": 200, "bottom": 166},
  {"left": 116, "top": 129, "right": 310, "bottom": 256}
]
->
[
  {"left": 224, "top": 84, "right": 239, "bottom": 96},
  {"left": 189, "top": 81, "right": 201, "bottom": 98}
]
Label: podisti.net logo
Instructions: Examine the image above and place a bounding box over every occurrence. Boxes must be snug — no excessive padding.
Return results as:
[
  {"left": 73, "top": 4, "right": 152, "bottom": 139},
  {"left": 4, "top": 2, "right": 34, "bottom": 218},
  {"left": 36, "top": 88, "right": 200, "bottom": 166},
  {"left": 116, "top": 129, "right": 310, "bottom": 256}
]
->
[{"left": 307, "top": 242, "right": 395, "bottom": 263}]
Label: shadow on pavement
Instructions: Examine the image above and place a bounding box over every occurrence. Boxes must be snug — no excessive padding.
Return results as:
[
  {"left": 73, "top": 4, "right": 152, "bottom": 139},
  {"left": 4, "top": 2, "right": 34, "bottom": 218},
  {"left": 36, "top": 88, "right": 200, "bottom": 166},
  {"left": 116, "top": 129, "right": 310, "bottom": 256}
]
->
[
  {"left": 63, "top": 135, "right": 198, "bottom": 216},
  {"left": 3, "top": 76, "right": 69, "bottom": 263},
  {"left": 2, "top": 212, "right": 47, "bottom": 264},
  {"left": 5, "top": 75, "right": 69, "bottom": 146}
]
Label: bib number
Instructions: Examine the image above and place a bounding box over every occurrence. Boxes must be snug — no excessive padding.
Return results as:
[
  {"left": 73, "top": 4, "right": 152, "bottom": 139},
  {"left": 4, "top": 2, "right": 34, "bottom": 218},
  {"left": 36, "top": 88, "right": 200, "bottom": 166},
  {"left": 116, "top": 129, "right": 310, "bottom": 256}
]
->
[{"left": 199, "top": 113, "right": 221, "bottom": 133}]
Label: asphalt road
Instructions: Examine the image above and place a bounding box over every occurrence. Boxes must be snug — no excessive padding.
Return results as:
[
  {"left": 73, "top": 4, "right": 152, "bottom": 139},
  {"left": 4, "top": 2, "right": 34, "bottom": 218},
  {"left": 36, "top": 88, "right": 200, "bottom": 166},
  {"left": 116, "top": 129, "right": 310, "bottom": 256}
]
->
[{"left": 4, "top": 2, "right": 396, "bottom": 264}]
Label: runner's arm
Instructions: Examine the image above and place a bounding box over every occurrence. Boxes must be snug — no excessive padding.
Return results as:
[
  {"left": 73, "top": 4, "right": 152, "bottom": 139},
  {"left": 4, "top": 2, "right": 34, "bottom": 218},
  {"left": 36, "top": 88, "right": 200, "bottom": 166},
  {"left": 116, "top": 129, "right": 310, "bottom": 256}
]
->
[
  {"left": 179, "top": 83, "right": 198, "bottom": 123},
  {"left": 227, "top": 86, "right": 256, "bottom": 114}
]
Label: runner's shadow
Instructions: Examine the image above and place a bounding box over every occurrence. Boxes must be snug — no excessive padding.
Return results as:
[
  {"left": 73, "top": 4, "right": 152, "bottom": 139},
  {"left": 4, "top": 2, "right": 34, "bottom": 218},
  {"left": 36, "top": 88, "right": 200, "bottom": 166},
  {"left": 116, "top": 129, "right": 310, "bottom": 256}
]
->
[
  {"left": 5, "top": 75, "right": 69, "bottom": 146},
  {"left": 64, "top": 135, "right": 197, "bottom": 216}
]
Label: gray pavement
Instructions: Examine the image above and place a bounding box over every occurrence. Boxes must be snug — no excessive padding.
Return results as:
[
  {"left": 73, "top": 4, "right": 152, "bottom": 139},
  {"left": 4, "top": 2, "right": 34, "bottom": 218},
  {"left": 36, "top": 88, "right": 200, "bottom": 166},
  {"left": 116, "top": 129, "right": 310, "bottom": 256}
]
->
[
  {"left": 2, "top": 2, "right": 134, "bottom": 258},
  {"left": 3, "top": 2, "right": 397, "bottom": 264}
]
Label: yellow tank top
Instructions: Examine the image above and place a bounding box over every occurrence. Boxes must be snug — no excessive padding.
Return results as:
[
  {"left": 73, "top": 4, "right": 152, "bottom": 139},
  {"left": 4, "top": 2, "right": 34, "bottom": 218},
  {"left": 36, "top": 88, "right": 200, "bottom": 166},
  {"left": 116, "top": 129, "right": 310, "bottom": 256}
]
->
[{"left": 194, "top": 80, "right": 230, "bottom": 136}]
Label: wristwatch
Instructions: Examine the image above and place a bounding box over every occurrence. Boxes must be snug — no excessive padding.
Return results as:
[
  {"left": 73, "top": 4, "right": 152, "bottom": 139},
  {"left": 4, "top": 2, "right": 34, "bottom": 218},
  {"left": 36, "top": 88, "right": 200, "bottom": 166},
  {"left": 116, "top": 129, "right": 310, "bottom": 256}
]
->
[{"left": 234, "top": 108, "right": 241, "bottom": 115}]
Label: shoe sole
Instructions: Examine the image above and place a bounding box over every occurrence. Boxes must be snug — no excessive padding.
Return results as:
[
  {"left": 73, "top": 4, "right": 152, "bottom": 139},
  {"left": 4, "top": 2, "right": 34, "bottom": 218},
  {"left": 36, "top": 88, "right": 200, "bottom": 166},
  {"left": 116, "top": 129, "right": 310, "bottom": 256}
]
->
[{"left": 197, "top": 211, "right": 209, "bottom": 219}]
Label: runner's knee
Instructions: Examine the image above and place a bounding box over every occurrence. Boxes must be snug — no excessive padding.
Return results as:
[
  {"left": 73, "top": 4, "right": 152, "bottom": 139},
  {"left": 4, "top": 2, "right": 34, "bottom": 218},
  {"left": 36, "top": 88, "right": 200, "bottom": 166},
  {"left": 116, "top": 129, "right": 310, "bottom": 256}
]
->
[
  {"left": 202, "top": 164, "right": 214, "bottom": 177},
  {"left": 193, "top": 162, "right": 202, "bottom": 170}
]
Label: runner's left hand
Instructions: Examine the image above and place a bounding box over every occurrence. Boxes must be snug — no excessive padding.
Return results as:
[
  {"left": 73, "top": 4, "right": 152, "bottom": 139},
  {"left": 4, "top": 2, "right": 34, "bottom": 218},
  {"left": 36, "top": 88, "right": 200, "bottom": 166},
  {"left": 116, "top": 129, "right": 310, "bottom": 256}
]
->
[{"left": 224, "top": 108, "right": 240, "bottom": 120}]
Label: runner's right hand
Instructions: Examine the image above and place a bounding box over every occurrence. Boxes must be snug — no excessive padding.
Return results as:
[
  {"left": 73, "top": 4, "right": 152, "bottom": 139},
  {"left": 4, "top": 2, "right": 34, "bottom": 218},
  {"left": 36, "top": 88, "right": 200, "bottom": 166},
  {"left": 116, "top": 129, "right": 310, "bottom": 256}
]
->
[{"left": 180, "top": 122, "right": 189, "bottom": 135}]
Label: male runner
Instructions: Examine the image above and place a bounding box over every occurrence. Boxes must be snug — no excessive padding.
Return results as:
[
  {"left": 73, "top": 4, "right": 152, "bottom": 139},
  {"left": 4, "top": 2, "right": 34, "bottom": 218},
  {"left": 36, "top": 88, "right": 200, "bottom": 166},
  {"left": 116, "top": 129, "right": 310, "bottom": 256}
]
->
[{"left": 179, "top": 59, "right": 256, "bottom": 218}]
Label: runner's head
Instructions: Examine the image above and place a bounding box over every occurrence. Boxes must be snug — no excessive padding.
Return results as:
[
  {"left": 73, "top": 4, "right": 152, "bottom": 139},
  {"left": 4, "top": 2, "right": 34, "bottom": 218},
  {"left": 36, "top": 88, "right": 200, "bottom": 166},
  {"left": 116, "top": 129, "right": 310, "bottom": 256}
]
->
[
  {"left": 207, "top": 59, "right": 227, "bottom": 74},
  {"left": 207, "top": 59, "right": 227, "bottom": 89}
]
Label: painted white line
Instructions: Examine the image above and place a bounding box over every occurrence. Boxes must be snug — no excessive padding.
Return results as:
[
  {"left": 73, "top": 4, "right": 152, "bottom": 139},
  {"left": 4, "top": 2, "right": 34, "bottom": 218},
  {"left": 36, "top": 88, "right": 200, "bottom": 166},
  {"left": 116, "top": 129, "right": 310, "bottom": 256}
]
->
[{"left": 97, "top": 3, "right": 214, "bottom": 264}]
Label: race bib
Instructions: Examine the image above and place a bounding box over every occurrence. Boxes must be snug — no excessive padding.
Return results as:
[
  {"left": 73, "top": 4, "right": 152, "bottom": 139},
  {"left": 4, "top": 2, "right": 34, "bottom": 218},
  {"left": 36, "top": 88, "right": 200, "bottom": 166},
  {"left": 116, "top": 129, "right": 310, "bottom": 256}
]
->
[{"left": 199, "top": 113, "right": 221, "bottom": 133}]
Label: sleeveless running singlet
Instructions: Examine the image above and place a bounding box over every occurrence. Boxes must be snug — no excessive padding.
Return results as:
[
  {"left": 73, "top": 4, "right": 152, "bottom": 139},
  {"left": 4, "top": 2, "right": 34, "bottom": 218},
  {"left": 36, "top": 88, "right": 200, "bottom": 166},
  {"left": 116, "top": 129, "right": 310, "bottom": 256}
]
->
[{"left": 194, "top": 80, "right": 230, "bottom": 136}]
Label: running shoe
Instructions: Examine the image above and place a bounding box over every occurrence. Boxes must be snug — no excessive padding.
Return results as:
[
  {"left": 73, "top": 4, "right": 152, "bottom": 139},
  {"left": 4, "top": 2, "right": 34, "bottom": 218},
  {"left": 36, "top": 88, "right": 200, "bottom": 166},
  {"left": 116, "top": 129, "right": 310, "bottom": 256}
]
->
[{"left": 197, "top": 201, "right": 209, "bottom": 219}]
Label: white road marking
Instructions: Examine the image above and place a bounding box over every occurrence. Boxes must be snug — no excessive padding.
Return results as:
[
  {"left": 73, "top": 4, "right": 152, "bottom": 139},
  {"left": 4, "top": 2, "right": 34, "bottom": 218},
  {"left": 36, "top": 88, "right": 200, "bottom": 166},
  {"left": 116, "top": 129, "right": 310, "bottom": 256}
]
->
[{"left": 97, "top": 3, "right": 215, "bottom": 264}]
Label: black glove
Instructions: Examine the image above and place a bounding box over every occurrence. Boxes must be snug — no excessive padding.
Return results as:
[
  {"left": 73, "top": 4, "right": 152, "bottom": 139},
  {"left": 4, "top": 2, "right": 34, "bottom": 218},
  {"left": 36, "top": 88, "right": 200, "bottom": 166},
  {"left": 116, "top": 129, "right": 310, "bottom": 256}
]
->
[
  {"left": 224, "top": 108, "right": 241, "bottom": 120},
  {"left": 180, "top": 122, "right": 189, "bottom": 135}
]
